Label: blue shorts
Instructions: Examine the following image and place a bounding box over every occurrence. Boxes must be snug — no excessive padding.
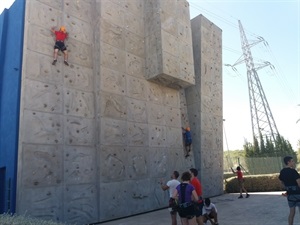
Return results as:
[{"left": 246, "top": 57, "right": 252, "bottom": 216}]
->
[
  {"left": 54, "top": 41, "right": 67, "bottom": 51},
  {"left": 287, "top": 195, "right": 300, "bottom": 208}
]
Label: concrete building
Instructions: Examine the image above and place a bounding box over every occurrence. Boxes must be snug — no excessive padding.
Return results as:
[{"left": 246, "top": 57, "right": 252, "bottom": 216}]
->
[{"left": 0, "top": 0, "right": 222, "bottom": 224}]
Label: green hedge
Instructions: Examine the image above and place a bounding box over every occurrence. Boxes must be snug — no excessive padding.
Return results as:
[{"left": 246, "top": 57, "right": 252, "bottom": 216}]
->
[{"left": 224, "top": 173, "right": 285, "bottom": 193}]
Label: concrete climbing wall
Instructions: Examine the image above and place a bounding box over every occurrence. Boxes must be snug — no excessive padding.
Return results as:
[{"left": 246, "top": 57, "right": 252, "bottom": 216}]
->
[
  {"left": 16, "top": 0, "right": 223, "bottom": 224},
  {"left": 189, "top": 15, "right": 223, "bottom": 196}
]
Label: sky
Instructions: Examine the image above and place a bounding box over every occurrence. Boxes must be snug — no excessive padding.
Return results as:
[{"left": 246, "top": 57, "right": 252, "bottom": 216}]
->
[
  {"left": 189, "top": 0, "right": 300, "bottom": 151},
  {"left": 0, "top": 0, "right": 14, "bottom": 14},
  {"left": 0, "top": 0, "right": 299, "bottom": 150}
]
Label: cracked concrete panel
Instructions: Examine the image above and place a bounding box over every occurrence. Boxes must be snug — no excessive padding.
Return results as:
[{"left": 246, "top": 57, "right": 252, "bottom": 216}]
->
[
  {"left": 64, "top": 116, "right": 95, "bottom": 146},
  {"left": 166, "top": 126, "right": 182, "bottom": 148},
  {"left": 124, "top": 11, "right": 144, "bottom": 37},
  {"left": 161, "top": 10, "right": 177, "bottom": 36},
  {"left": 179, "top": 42, "right": 194, "bottom": 63},
  {"left": 177, "top": 22, "right": 192, "bottom": 44},
  {"left": 18, "top": 186, "right": 63, "bottom": 222},
  {"left": 21, "top": 144, "right": 63, "bottom": 188},
  {"left": 127, "top": 98, "right": 147, "bottom": 123},
  {"left": 101, "top": 1, "right": 125, "bottom": 28},
  {"left": 176, "top": 0, "right": 191, "bottom": 25},
  {"left": 100, "top": 19, "right": 125, "bottom": 50},
  {"left": 147, "top": 148, "right": 167, "bottom": 177},
  {"left": 162, "top": 51, "right": 180, "bottom": 77},
  {"left": 128, "top": 122, "right": 149, "bottom": 146},
  {"left": 22, "top": 110, "right": 63, "bottom": 144},
  {"left": 64, "top": 184, "right": 98, "bottom": 224},
  {"left": 63, "top": 64, "right": 94, "bottom": 92},
  {"left": 161, "top": 30, "right": 179, "bottom": 57},
  {"left": 37, "top": 0, "right": 63, "bottom": 9},
  {"left": 99, "top": 179, "right": 156, "bottom": 216},
  {"left": 148, "top": 125, "right": 167, "bottom": 147},
  {"left": 124, "top": 0, "right": 144, "bottom": 17},
  {"left": 67, "top": 39, "right": 92, "bottom": 67},
  {"left": 64, "top": 89, "right": 95, "bottom": 118},
  {"left": 65, "top": 14, "right": 93, "bottom": 44},
  {"left": 126, "top": 147, "right": 148, "bottom": 179},
  {"left": 99, "top": 181, "right": 132, "bottom": 220},
  {"left": 64, "top": 0, "right": 92, "bottom": 22},
  {"left": 100, "top": 42, "right": 126, "bottom": 73},
  {"left": 125, "top": 30, "right": 145, "bottom": 58},
  {"left": 164, "top": 87, "right": 180, "bottom": 107},
  {"left": 126, "top": 53, "right": 145, "bottom": 78},
  {"left": 100, "top": 118, "right": 127, "bottom": 146},
  {"left": 100, "top": 67, "right": 126, "bottom": 95},
  {"left": 64, "top": 146, "right": 96, "bottom": 185},
  {"left": 23, "top": 79, "right": 63, "bottom": 113},
  {"left": 25, "top": 51, "right": 63, "bottom": 84},
  {"left": 99, "top": 146, "right": 127, "bottom": 182},
  {"left": 165, "top": 107, "right": 181, "bottom": 127},
  {"left": 160, "top": 0, "right": 177, "bottom": 15},
  {"left": 180, "top": 61, "right": 195, "bottom": 84},
  {"left": 100, "top": 92, "right": 127, "bottom": 120},
  {"left": 148, "top": 82, "right": 164, "bottom": 105},
  {"left": 27, "top": 24, "right": 55, "bottom": 56},
  {"left": 126, "top": 76, "right": 148, "bottom": 101},
  {"left": 28, "top": 1, "right": 61, "bottom": 28},
  {"left": 147, "top": 102, "right": 165, "bottom": 126},
  {"left": 185, "top": 87, "right": 201, "bottom": 105}
]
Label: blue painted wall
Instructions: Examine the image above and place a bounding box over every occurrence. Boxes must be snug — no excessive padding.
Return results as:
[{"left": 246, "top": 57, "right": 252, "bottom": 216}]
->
[{"left": 0, "top": 0, "right": 25, "bottom": 213}]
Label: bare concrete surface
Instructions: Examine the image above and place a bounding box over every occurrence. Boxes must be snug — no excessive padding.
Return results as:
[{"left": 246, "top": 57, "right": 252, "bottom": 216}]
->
[{"left": 98, "top": 192, "right": 299, "bottom": 225}]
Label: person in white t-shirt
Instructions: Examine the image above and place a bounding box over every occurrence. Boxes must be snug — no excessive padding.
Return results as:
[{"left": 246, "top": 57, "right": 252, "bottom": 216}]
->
[
  {"left": 161, "top": 171, "right": 181, "bottom": 225},
  {"left": 203, "top": 198, "right": 218, "bottom": 225}
]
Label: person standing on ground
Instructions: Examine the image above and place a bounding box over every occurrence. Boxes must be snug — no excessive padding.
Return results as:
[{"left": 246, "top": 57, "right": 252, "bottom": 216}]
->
[
  {"left": 161, "top": 171, "right": 181, "bottom": 225},
  {"left": 190, "top": 168, "right": 204, "bottom": 225},
  {"left": 173, "top": 171, "right": 198, "bottom": 225},
  {"left": 279, "top": 156, "right": 300, "bottom": 225},
  {"left": 231, "top": 166, "right": 250, "bottom": 199},
  {"left": 203, "top": 198, "right": 218, "bottom": 225},
  {"left": 51, "top": 26, "right": 69, "bottom": 66}
]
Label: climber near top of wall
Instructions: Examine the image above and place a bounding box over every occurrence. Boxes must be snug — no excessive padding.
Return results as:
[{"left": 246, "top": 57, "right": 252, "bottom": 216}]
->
[
  {"left": 182, "top": 127, "right": 192, "bottom": 158},
  {"left": 51, "top": 26, "right": 69, "bottom": 66}
]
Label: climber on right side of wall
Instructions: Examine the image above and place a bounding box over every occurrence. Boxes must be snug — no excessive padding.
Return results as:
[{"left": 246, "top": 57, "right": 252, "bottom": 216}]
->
[
  {"left": 182, "top": 126, "right": 192, "bottom": 158},
  {"left": 51, "top": 26, "right": 69, "bottom": 66}
]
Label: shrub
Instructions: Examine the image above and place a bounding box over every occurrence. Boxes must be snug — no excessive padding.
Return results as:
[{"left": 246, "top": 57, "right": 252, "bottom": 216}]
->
[
  {"left": 0, "top": 213, "right": 71, "bottom": 225},
  {"left": 224, "top": 173, "right": 285, "bottom": 193}
]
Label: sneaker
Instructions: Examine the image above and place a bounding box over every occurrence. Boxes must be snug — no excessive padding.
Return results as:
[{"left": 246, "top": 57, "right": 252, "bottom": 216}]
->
[
  {"left": 64, "top": 60, "right": 69, "bottom": 66},
  {"left": 238, "top": 195, "right": 243, "bottom": 199},
  {"left": 52, "top": 59, "right": 57, "bottom": 65},
  {"left": 246, "top": 194, "right": 250, "bottom": 198}
]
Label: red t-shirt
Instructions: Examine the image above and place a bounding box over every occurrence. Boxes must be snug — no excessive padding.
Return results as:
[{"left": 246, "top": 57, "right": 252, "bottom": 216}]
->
[
  {"left": 237, "top": 170, "right": 243, "bottom": 180},
  {"left": 190, "top": 177, "right": 203, "bottom": 197},
  {"left": 55, "top": 31, "right": 68, "bottom": 41}
]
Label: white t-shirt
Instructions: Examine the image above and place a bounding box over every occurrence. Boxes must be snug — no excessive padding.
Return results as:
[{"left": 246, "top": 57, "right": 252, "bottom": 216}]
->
[
  {"left": 203, "top": 203, "right": 217, "bottom": 215},
  {"left": 167, "top": 179, "right": 180, "bottom": 198}
]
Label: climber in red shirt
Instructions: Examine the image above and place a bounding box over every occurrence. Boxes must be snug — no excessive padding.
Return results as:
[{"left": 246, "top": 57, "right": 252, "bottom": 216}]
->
[{"left": 51, "top": 26, "right": 69, "bottom": 66}]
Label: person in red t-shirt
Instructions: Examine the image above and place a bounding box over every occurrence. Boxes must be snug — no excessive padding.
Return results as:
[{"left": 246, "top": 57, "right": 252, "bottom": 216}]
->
[
  {"left": 231, "top": 166, "right": 250, "bottom": 199},
  {"left": 190, "top": 168, "right": 204, "bottom": 225},
  {"left": 51, "top": 26, "right": 69, "bottom": 66}
]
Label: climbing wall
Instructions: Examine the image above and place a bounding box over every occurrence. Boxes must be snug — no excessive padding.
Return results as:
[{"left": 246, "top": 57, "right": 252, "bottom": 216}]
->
[
  {"left": 189, "top": 15, "right": 223, "bottom": 196},
  {"left": 16, "top": 0, "right": 223, "bottom": 224}
]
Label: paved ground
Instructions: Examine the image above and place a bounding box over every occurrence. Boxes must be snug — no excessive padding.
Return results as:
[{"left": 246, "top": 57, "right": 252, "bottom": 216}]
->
[{"left": 98, "top": 192, "right": 300, "bottom": 225}]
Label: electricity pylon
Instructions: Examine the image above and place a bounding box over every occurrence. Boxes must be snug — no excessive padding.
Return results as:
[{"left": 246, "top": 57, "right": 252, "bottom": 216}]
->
[{"left": 226, "top": 20, "right": 279, "bottom": 144}]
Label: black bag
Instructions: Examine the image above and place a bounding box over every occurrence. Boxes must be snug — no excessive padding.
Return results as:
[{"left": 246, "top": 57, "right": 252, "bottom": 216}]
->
[
  {"left": 169, "top": 197, "right": 177, "bottom": 208},
  {"left": 177, "top": 183, "right": 195, "bottom": 218}
]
